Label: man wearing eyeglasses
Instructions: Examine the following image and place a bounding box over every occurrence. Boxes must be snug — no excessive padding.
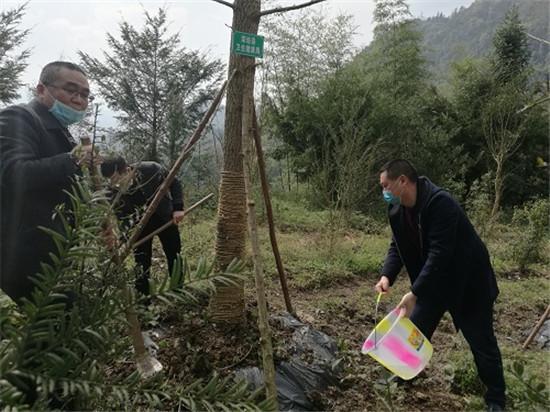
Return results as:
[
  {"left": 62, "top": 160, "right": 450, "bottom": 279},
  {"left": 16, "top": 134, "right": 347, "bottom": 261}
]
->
[{"left": 0, "top": 61, "right": 99, "bottom": 305}]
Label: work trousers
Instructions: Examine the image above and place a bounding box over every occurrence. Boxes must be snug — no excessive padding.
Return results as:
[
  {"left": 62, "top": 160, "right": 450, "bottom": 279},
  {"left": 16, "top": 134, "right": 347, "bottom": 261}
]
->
[
  {"left": 410, "top": 298, "right": 506, "bottom": 409},
  {"left": 133, "top": 214, "right": 182, "bottom": 296}
]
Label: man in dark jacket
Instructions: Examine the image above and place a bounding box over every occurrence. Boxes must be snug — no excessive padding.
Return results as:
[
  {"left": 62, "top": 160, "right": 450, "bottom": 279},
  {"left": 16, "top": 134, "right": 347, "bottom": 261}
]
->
[
  {"left": 101, "top": 157, "right": 184, "bottom": 297},
  {"left": 375, "top": 159, "right": 505, "bottom": 411},
  {"left": 0, "top": 61, "right": 97, "bottom": 304}
]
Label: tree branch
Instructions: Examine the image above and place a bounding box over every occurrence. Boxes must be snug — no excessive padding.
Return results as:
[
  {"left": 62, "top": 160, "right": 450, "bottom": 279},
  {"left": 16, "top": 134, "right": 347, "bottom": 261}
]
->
[
  {"left": 517, "top": 95, "right": 550, "bottom": 114},
  {"left": 527, "top": 33, "right": 550, "bottom": 46},
  {"left": 211, "top": 0, "right": 234, "bottom": 9},
  {"left": 260, "top": 0, "right": 327, "bottom": 17}
]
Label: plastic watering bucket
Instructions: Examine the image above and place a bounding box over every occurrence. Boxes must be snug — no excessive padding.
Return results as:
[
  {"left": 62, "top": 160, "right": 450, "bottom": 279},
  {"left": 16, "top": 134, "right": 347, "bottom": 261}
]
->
[{"left": 361, "top": 308, "right": 433, "bottom": 380}]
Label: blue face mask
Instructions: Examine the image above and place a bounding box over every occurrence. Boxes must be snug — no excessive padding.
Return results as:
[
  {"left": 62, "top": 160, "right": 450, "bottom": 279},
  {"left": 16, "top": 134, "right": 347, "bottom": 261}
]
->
[
  {"left": 383, "top": 190, "right": 401, "bottom": 205},
  {"left": 382, "top": 178, "right": 403, "bottom": 205},
  {"left": 49, "top": 99, "right": 86, "bottom": 126}
]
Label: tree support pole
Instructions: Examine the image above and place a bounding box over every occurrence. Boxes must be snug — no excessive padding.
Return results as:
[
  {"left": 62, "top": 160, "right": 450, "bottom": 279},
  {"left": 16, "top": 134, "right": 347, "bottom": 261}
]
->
[
  {"left": 243, "top": 78, "right": 278, "bottom": 408},
  {"left": 251, "top": 107, "right": 295, "bottom": 316},
  {"left": 522, "top": 304, "right": 550, "bottom": 350}
]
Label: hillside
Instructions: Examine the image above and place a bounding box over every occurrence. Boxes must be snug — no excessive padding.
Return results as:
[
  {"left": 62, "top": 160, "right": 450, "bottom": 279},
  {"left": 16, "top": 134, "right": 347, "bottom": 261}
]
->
[{"left": 417, "top": 0, "right": 549, "bottom": 82}]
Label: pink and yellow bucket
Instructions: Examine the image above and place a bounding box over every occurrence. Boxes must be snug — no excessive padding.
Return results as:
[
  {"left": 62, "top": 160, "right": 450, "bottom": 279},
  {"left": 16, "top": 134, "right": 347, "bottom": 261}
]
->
[{"left": 361, "top": 308, "right": 433, "bottom": 380}]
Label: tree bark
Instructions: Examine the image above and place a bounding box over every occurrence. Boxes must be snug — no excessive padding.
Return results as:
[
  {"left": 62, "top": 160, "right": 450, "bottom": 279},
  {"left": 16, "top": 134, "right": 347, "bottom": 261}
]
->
[{"left": 490, "top": 157, "right": 504, "bottom": 221}]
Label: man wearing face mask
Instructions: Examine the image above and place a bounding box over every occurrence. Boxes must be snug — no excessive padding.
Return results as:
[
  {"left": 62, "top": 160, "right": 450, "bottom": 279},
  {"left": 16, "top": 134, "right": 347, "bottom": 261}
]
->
[
  {"left": 0, "top": 61, "right": 99, "bottom": 305},
  {"left": 375, "top": 159, "right": 505, "bottom": 412}
]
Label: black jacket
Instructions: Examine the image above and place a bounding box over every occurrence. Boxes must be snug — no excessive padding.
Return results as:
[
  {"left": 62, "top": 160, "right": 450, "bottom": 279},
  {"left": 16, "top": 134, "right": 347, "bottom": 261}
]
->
[
  {"left": 117, "top": 161, "right": 183, "bottom": 227},
  {"left": 0, "top": 99, "right": 79, "bottom": 302},
  {"left": 381, "top": 177, "right": 499, "bottom": 322}
]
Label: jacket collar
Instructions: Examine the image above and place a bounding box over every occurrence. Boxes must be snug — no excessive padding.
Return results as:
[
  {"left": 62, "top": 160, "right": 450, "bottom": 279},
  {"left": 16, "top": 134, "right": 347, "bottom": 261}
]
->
[
  {"left": 387, "top": 176, "right": 442, "bottom": 217},
  {"left": 415, "top": 176, "right": 443, "bottom": 214},
  {"left": 28, "top": 98, "right": 66, "bottom": 130}
]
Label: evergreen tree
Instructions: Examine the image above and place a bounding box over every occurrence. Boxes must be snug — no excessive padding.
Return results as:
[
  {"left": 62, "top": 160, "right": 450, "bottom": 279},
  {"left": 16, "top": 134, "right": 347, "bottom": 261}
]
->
[
  {"left": 0, "top": 4, "right": 30, "bottom": 105},
  {"left": 481, "top": 7, "right": 537, "bottom": 219},
  {"left": 0, "top": 176, "right": 270, "bottom": 410},
  {"left": 79, "top": 8, "right": 223, "bottom": 164},
  {"left": 492, "top": 5, "right": 531, "bottom": 83}
]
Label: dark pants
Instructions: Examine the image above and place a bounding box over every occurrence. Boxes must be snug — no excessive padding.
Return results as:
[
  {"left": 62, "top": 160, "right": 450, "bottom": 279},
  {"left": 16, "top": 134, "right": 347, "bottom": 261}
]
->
[
  {"left": 133, "top": 215, "right": 182, "bottom": 296},
  {"left": 411, "top": 298, "right": 506, "bottom": 409}
]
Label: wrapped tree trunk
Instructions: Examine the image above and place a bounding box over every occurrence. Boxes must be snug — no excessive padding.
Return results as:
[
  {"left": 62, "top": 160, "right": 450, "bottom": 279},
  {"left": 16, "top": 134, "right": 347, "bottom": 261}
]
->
[{"left": 210, "top": 0, "right": 261, "bottom": 323}]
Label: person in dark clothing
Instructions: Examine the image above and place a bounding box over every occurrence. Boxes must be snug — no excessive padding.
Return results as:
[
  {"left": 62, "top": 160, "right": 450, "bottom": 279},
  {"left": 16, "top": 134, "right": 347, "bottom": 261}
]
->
[
  {"left": 375, "top": 159, "right": 506, "bottom": 412},
  {"left": 101, "top": 157, "right": 184, "bottom": 297},
  {"left": 0, "top": 61, "right": 98, "bottom": 304}
]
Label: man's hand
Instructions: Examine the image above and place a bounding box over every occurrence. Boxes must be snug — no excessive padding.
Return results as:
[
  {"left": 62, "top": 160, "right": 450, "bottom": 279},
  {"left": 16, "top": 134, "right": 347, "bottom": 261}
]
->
[
  {"left": 375, "top": 276, "right": 390, "bottom": 294},
  {"left": 172, "top": 210, "right": 185, "bottom": 224},
  {"left": 71, "top": 144, "right": 102, "bottom": 168},
  {"left": 396, "top": 291, "right": 417, "bottom": 318}
]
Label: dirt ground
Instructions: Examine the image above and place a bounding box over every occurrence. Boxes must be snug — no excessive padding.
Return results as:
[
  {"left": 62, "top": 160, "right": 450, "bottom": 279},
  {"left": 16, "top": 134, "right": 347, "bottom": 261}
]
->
[{"left": 143, "top": 260, "right": 549, "bottom": 411}]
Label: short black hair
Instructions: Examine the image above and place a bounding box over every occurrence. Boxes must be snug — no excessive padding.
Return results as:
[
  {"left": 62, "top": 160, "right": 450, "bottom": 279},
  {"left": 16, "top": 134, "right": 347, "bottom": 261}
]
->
[
  {"left": 379, "top": 159, "right": 418, "bottom": 183},
  {"left": 39, "top": 61, "right": 87, "bottom": 85},
  {"left": 101, "top": 156, "right": 128, "bottom": 178}
]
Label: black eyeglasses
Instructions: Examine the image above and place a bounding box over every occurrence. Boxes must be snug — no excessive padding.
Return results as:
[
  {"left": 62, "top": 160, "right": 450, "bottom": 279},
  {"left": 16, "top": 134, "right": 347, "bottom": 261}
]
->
[{"left": 46, "top": 84, "right": 95, "bottom": 102}]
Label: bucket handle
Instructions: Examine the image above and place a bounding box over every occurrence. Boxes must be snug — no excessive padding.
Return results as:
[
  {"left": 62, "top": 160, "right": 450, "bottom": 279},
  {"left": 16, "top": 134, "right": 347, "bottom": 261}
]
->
[{"left": 367, "top": 307, "right": 406, "bottom": 352}]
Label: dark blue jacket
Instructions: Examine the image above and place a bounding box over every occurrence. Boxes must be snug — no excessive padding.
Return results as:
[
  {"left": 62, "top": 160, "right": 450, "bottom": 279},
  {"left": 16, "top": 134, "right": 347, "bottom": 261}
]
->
[
  {"left": 381, "top": 177, "right": 499, "bottom": 323},
  {"left": 0, "top": 100, "right": 79, "bottom": 302}
]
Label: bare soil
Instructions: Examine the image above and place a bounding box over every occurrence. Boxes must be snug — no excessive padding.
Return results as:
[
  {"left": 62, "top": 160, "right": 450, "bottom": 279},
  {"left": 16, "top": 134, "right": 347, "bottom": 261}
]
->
[{"left": 139, "top": 262, "right": 549, "bottom": 412}]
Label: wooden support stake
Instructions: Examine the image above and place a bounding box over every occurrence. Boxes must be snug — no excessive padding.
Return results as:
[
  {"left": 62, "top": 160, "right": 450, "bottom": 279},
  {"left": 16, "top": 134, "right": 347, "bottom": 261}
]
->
[
  {"left": 243, "top": 72, "right": 278, "bottom": 409},
  {"left": 81, "top": 136, "right": 162, "bottom": 378},
  {"left": 522, "top": 304, "right": 550, "bottom": 350},
  {"left": 252, "top": 107, "right": 295, "bottom": 316},
  {"left": 132, "top": 193, "right": 214, "bottom": 249}
]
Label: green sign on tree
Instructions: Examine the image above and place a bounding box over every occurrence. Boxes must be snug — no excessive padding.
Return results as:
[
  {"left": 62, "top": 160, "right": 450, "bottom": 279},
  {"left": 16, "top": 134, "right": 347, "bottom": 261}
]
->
[{"left": 231, "top": 31, "right": 264, "bottom": 58}]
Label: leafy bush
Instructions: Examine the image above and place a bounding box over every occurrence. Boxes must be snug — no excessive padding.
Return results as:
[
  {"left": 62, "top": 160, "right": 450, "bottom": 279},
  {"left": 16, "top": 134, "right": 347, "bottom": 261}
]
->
[
  {"left": 506, "top": 360, "right": 549, "bottom": 411},
  {"left": 0, "top": 178, "right": 272, "bottom": 410},
  {"left": 465, "top": 172, "right": 494, "bottom": 235},
  {"left": 344, "top": 252, "right": 384, "bottom": 276},
  {"left": 509, "top": 198, "right": 550, "bottom": 272},
  {"left": 447, "top": 352, "right": 484, "bottom": 396}
]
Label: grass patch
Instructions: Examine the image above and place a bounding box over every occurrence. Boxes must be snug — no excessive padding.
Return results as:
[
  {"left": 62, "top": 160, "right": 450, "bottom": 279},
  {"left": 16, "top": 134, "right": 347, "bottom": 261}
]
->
[
  {"left": 485, "top": 223, "right": 550, "bottom": 275},
  {"left": 496, "top": 277, "right": 549, "bottom": 310}
]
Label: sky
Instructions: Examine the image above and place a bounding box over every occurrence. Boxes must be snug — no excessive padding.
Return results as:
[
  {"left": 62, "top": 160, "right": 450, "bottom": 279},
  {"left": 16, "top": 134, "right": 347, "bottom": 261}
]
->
[{"left": 1, "top": 0, "right": 476, "bottom": 125}]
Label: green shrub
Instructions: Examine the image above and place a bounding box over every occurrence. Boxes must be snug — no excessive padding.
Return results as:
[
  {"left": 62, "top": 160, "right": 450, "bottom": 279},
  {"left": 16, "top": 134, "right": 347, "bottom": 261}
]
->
[
  {"left": 293, "top": 261, "right": 354, "bottom": 290},
  {"left": 506, "top": 359, "right": 550, "bottom": 411},
  {"left": 344, "top": 253, "right": 383, "bottom": 276},
  {"left": 448, "top": 352, "right": 484, "bottom": 396},
  {"left": 465, "top": 172, "right": 493, "bottom": 235},
  {"left": 509, "top": 198, "right": 550, "bottom": 272},
  {"left": 0, "top": 179, "right": 272, "bottom": 411}
]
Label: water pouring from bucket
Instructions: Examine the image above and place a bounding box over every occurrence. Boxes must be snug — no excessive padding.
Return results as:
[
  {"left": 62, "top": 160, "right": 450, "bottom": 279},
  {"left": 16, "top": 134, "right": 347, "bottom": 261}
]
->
[{"left": 362, "top": 300, "right": 433, "bottom": 380}]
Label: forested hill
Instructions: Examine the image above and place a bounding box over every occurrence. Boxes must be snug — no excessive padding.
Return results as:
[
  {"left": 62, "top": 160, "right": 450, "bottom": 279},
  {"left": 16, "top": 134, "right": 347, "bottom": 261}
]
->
[{"left": 417, "top": 0, "right": 549, "bottom": 81}]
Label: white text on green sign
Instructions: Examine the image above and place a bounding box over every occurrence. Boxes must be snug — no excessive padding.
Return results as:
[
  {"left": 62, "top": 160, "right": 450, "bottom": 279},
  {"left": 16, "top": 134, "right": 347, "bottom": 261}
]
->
[{"left": 232, "top": 31, "right": 264, "bottom": 58}]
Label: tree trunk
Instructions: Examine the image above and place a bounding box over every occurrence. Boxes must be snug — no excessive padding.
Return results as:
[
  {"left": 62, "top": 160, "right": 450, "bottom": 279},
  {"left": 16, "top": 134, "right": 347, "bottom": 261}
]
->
[
  {"left": 210, "top": 0, "right": 261, "bottom": 323},
  {"left": 490, "top": 157, "right": 504, "bottom": 221}
]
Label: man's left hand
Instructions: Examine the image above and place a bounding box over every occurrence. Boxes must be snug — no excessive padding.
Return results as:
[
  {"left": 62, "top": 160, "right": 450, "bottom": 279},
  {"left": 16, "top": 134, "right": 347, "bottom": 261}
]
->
[
  {"left": 396, "top": 291, "right": 417, "bottom": 318},
  {"left": 172, "top": 210, "right": 185, "bottom": 224}
]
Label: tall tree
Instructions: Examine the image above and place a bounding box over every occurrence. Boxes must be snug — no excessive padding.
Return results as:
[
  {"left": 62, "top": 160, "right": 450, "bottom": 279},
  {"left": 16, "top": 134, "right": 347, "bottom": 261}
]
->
[
  {"left": 492, "top": 5, "right": 531, "bottom": 84},
  {"left": 209, "top": 0, "right": 327, "bottom": 324},
  {"left": 366, "top": 0, "right": 426, "bottom": 101},
  {"left": 356, "top": 0, "right": 462, "bottom": 187},
  {"left": 79, "top": 8, "right": 223, "bottom": 163},
  {"left": 261, "top": 9, "right": 357, "bottom": 111},
  {"left": 0, "top": 3, "right": 30, "bottom": 105},
  {"left": 483, "top": 7, "right": 533, "bottom": 220}
]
